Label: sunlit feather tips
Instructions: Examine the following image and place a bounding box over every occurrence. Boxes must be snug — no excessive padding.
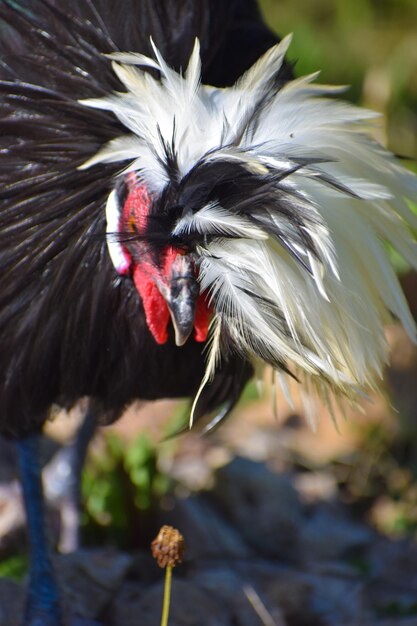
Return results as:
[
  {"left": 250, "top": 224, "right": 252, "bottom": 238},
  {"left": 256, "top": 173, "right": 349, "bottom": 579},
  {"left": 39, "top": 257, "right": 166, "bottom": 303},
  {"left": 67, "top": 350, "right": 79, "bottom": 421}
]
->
[{"left": 81, "top": 35, "right": 417, "bottom": 406}]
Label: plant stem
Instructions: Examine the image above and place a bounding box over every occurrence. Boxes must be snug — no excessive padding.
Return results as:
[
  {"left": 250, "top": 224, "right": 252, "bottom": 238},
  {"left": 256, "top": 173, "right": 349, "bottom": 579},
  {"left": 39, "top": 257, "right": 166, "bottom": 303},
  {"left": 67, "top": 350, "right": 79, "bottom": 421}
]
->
[{"left": 161, "top": 564, "right": 172, "bottom": 626}]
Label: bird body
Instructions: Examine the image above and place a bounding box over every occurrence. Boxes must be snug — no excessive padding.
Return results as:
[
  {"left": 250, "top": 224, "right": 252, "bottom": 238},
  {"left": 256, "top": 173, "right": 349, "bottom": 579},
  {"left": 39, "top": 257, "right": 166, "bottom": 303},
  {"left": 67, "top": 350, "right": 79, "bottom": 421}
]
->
[
  {"left": 0, "top": 0, "right": 279, "bottom": 436},
  {"left": 0, "top": 0, "right": 416, "bottom": 437},
  {"left": 0, "top": 3, "right": 278, "bottom": 621},
  {"left": 1, "top": 2, "right": 417, "bottom": 625}
]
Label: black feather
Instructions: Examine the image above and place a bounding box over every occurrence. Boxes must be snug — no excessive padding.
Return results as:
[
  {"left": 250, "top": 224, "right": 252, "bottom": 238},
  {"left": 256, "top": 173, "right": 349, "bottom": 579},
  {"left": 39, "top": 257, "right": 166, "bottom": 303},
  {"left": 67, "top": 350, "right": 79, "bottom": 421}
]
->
[
  {"left": 0, "top": 0, "right": 290, "bottom": 436},
  {"left": 152, "top": 156, "right": 324, "bottom": 264}
]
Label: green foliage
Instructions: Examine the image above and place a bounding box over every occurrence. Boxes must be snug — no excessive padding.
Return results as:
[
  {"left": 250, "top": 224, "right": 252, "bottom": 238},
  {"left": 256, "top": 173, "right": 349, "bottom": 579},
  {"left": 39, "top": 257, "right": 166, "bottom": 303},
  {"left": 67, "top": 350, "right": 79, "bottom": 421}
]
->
[
  {"left": 240, "top": 380, "right": 261, "bottom": 404},
  {"left": 124, "top": 435, "right": 170, "bottom": 511},
  {"left": 0, "top": 554, "right": 28, "bottom": 581},
  {"left": 82, "top": 432, "right": 171, "bottom": 546},
  {"left": 387, "top": 244, "right": 412, "bottom": 276},
  {"left": 82, "top": 434, "right": 128, "bottom": 531},
  {"left": 260, "top": 0, "right": 417, "bottom": 159}
]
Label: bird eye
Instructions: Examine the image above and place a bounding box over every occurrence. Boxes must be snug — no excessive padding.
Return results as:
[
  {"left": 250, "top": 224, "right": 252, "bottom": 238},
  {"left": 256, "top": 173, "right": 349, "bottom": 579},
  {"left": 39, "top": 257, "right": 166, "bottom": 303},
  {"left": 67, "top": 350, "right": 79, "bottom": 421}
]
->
[{"left": 128, "top": 215, "right": 137, "bottom": 234}]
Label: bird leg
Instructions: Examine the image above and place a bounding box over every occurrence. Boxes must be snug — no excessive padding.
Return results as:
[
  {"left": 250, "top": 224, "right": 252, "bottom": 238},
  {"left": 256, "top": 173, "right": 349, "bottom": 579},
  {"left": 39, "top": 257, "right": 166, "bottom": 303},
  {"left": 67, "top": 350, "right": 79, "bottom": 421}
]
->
[
  {"left": 43, "top": 405, "right": 98, "bottom": 553},
  {"left": 16, "top": 435, "right": 63, "bottom": 626}
]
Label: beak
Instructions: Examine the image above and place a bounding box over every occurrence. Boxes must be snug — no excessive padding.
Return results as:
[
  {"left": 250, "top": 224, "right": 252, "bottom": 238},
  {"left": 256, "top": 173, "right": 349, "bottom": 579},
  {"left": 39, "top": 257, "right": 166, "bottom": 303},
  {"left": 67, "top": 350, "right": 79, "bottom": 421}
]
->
[
  {"left": 168, "top": 293, "right": 196, "bottom": 346},
  {"left": 166, "top": 254, "right": 199, "bottom": 347}
]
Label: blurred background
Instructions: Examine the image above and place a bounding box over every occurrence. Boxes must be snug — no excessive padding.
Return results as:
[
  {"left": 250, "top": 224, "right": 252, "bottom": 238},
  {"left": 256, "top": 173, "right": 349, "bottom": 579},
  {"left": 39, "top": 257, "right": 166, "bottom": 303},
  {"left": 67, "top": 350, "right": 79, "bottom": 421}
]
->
[
  {"left": 261, "top": 0, "right": 417, "bottom": 161},
  {"left": 1, "top": 1, "right": 417, "bottom": 624}
]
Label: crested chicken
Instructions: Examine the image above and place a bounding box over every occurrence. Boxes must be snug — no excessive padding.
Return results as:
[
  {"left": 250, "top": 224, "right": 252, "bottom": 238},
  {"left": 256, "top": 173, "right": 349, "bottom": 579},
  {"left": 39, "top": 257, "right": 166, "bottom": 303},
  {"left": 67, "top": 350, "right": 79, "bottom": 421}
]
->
[{"left": 0, "top": 0, "right": 416, "bottom": 624}]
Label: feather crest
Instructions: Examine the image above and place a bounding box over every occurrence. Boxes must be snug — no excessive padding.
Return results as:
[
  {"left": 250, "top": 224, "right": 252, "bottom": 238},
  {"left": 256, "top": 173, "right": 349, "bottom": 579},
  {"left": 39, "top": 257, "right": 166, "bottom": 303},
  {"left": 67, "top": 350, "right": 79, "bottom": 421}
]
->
[{"left": 80, "top": 37, "right": 417, "bottom": 405}]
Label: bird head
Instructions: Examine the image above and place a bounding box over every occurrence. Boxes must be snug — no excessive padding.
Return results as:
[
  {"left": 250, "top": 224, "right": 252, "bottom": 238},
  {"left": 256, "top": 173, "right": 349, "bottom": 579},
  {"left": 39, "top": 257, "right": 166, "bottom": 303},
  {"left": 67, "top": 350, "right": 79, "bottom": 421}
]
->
[
  {"left": 105, "top": 171, "right": 211, "bottom": 346},
  {"left": 80, "top": 35, "right": 417, "bottom": 410}
]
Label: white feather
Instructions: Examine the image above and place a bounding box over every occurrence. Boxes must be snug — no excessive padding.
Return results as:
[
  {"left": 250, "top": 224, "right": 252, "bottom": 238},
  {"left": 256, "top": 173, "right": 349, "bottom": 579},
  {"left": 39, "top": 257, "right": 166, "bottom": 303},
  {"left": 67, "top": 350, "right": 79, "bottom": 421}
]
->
[
  {"left": 173, "top": 203, "right": 268, "bottom": 240},
  {"left": 105, "top": 190, "right": 131, "bottom": 275},
  {"left": 189, "top": 316, "right": 222, "bottom": 428},
  {"left": 79, "top": 37, "right": 417, "bottom": 406}
]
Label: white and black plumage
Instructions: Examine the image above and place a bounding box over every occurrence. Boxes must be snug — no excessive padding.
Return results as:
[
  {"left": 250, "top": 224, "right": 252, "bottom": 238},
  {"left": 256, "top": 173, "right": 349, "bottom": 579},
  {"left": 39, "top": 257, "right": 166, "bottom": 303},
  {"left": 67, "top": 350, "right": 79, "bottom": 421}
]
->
[
  {"left": 1, "top": 0, "right": 416, "bottom": 441},
  {"left": 0, "top": 3, "right": 287, "bottom": 623},
  {"left": 1, "top": 0, "right": 417, "bottom": 623},
  {"left": 1, "top": 0, "right": 290, "bottom": 438},
  {"left": 81, "top": 36, "right": 417, "bottom": 415}
]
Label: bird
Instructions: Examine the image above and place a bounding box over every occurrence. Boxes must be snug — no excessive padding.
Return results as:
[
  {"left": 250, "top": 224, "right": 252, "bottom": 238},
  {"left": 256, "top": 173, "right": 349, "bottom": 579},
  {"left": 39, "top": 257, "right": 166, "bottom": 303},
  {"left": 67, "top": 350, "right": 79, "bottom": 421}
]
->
[
  {"left": 0, "top": 0, "right": 416, "bottom": 624},
  {"left": 0, "top": 1, "right": 286, "bottom": 623}
]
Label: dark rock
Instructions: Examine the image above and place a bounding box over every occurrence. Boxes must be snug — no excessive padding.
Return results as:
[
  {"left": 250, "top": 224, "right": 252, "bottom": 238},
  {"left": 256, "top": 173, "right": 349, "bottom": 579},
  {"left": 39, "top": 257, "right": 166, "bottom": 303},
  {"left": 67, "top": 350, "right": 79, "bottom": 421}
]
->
[
  {"left": 194, "top": 567, "right": 265, "bottom": 626},
  {"left": 56, "top": 549, "right": 132, "bottom": 621},
  {"left": 211, "top": 457, "right": 303, "bottom": 559},
  {"left": 300, "top": 504, "right": 373, "bottom": 562},
  {"left": 157, "top": 493, "right": 251, "bottom": 560},
  {"left": 264, "top": 572, "right": 317, "bottom": 626},
  {"left": 110, "top": 578, "right": 230, "bottom": 626},
  {"left": 0, "top": 578, "right": 25, "bottom": 626},
  {"left": 372, "top": 616, "right": 417, "bottom": 626}
]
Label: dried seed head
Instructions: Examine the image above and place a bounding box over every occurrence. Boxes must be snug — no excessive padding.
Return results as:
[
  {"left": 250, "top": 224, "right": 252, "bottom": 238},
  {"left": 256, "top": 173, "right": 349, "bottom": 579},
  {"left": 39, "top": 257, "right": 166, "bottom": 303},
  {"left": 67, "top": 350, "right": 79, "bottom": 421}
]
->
[{"left": 151, "top": 525, "right": 185, "bottom": 568}]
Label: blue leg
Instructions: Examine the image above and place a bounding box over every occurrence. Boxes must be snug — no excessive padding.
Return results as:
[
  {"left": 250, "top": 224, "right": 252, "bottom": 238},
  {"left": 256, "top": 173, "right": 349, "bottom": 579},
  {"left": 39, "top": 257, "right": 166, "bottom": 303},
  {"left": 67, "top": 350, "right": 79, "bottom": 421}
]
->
[{"left": 16, "top": 435, "right": 63, "bottom": 626}]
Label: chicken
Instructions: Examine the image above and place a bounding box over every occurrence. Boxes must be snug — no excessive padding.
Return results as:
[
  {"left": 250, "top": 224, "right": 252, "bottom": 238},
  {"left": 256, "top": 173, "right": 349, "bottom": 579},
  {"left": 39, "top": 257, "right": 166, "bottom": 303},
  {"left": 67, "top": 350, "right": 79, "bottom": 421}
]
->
[
  {"left": 0, "top": 1, "right": 286, "bottom": 623},
  {"left": 1, "top": 0, "right": 416, "bottom": 624},
  {"left": 0, "top": 0, "right": 283, "bottom": 436}
]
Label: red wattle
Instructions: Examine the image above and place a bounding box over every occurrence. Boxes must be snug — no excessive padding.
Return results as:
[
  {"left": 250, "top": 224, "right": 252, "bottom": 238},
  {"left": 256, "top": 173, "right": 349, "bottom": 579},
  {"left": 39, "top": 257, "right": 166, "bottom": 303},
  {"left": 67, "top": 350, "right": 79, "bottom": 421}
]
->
[
  {"left": 194, "top": 294, "right": 211, "bottom": 342},
  {"left": 133, "top": 265, "right": 170, "bottom": 345}
]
